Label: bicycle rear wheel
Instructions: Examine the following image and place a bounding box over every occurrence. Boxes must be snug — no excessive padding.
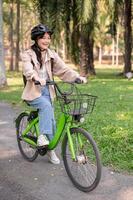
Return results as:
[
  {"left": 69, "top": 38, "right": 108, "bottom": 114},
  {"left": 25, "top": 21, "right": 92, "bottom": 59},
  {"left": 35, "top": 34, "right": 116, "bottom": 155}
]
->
[
  {"left": 16, "top": 112, "right": 38, "bottom": 162},
  {"left": 62, "top": 127, "right": 102, "bottom": 192}
]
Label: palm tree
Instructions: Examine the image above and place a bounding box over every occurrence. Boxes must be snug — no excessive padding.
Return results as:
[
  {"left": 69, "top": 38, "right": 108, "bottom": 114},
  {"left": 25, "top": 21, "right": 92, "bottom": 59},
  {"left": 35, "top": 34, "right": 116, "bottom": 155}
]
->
[
  {"left": 104, "top": 0, "right": 132, "bottom": 74},
  {"left": 94, "top": 2, "right": 111, "bottom": 64},
  {"left": 123, "top": 0, "right": 132, "bottom": 74},
  {"left": 0, "top": 0, "right": 7, "bottom": 86},
  {"left": 9, "top": 0, "right": 14, "bottom": 71},
  {"left": 35, "top": 0, "right": 64, "bottom": 50},
  {"left": 64, "top": 0, "right": 72, "bottom": 59},
  {"left": 15, "top": 0, "right": 20, "bottom": 71},
  {"left": 79, "top": 0, "right": 97, "bottom": 75}
]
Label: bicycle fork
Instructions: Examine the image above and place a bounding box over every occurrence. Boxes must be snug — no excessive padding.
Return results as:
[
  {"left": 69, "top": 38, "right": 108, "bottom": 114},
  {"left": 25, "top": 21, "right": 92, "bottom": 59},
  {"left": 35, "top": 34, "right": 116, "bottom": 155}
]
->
[{"left": 66, "top": 123, "right": 83, "bottom": 161}]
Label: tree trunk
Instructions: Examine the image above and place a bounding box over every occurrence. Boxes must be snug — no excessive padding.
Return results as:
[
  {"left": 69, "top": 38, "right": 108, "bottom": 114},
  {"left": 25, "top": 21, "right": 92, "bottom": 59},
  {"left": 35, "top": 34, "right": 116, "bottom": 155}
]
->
[
  {"left": 0, "top": 0, "right": 7, "bottom": 86},
  {"left": 112, "top": 37, "right": 115, "bottom": 65},
  {"left": 80, "top": 32, "right": 96, "bottom": 76},
  {"left": 20, "top": 5, "right": 24, "bottom": 51},
  {"left": 15, "top": 0, "right": 20, "bottom": 71},
  {"left": 87, "top": 37, "right": 96, "bottom": 75},
  {"left": 71, "top": 0, "right": 80, "bottom": 64},
  {"left": 116, "top": 25, "right": 119, "bottom": 66},
  {"left": 9, "top": 0, "right": 14, "bottom": 71},
  {"left": 65, "top": 0, "right": 71, "bottom": 60},
  {"left": 98, "top": 45, "right": 102, "bottom": 64},
  {"left": 80, "top": 0, "right": 97, "bottom": 76},
  {"left": 123, "top": 0, "right": 132, "bottom": 73},
  {"left": 79, "top": 34, "right": 88, "bottom": 76}
]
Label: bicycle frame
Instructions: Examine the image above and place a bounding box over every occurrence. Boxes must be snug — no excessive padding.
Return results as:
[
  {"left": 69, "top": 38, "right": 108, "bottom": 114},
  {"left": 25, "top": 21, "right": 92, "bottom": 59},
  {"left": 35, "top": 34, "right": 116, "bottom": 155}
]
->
[
  {"left": 20, "top": 111, "right": 79, "bottom": 160},
  {"left": 16, "top": 80, "right": 102, "bottom": 192}
]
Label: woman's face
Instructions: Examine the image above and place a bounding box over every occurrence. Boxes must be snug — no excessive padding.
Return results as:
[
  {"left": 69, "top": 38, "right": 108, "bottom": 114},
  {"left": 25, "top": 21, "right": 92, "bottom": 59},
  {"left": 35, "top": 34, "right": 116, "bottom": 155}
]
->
[{"left": 37, "top": 32, "right": 51, "bottom": 50}]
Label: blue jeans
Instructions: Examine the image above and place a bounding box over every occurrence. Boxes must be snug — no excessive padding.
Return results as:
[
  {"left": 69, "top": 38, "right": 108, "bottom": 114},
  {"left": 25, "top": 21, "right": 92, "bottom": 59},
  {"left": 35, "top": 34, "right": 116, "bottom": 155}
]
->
[{"left": 27, "top": 86, "right": 56, "bottom": 140}]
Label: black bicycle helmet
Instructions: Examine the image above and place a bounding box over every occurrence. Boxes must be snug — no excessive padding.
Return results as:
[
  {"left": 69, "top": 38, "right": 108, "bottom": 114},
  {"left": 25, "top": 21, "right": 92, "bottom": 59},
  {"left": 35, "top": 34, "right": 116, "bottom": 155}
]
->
[{"left": 31, "top": 24, "right": 53, "bottom": 40}]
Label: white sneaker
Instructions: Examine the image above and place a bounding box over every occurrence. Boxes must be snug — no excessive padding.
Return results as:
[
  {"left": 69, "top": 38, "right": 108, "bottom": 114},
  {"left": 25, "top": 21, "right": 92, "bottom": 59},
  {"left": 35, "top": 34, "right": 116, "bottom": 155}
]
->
[
  {"left": 37, "top": 135, "right": 49, "bottom": 147},
  {"left": 47, "top": 150, "right": 60, "bottom": 164}
]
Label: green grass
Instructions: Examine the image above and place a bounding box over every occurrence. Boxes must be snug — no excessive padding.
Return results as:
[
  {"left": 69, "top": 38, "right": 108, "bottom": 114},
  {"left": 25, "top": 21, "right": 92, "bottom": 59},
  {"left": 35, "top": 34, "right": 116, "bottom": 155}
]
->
[
  {"left": 0, "top": 68, "right": 133, "bottom": 173},
  {"left": 0, "top": 71, "right": 23, "bottom": 105}
]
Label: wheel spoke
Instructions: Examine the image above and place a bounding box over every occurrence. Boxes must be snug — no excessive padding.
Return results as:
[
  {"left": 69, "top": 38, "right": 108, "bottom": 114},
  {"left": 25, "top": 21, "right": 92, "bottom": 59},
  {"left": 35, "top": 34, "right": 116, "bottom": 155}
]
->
[
  {"left": 17, "top": 113, "right": 38, "bottom": 161},
  {"left": 63, "top": 127, "right": 101, "bottom": 192}
]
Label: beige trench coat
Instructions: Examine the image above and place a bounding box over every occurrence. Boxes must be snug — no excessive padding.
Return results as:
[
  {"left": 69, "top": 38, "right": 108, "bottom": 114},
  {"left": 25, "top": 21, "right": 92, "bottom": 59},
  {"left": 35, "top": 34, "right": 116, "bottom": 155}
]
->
[{"left": 21, "top": 48, "right": 79, "bottom": 101}]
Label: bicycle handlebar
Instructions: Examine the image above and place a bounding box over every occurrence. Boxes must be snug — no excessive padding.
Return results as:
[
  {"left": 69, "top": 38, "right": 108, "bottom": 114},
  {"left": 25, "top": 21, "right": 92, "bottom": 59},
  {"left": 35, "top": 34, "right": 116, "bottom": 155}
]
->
[
  {"left": 46, "top": 80, "right": 72, "bottom": 96},
  {"left": 33, "top": 78, "right": 82, "bottom": 96}
]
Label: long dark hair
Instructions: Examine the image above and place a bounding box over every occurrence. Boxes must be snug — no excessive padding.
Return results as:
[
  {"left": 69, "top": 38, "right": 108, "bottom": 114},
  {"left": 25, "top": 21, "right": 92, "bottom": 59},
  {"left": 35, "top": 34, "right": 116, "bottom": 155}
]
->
[{"left": 31, "top": 42, "right": 43, "bottom": 68}]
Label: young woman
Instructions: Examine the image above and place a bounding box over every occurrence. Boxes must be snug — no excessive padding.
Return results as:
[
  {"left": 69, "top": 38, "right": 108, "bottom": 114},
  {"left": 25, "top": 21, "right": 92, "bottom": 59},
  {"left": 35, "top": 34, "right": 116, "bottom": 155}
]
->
[{"left": 21, "top": 24, "right": 87, "bottom": 164}]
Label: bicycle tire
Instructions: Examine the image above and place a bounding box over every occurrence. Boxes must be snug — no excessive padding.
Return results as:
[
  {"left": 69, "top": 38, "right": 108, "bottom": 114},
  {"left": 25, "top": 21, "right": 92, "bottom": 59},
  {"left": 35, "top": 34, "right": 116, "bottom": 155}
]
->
[
  {"left": 16, "top": 112, "right": 38, "bottom": 162},
  {"left": 62, "top": 127, "right": 102, "bottom": 192}
]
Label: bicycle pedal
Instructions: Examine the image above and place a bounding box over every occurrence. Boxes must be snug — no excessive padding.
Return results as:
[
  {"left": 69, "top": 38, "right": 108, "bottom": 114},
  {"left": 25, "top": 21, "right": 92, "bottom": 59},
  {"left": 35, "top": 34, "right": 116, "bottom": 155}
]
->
[
  {"left": 37, "top": 146, "right": 48, "bottom": 156},
  {"left": 37, "top": 145, "right": 48, "bottom": 150}
]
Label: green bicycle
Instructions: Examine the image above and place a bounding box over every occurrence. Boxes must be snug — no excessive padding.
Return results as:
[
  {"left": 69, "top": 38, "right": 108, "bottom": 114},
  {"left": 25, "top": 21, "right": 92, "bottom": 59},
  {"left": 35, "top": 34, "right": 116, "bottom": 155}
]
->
[{"left": 15, "top": 80, "right": 102, "bottom": 192}]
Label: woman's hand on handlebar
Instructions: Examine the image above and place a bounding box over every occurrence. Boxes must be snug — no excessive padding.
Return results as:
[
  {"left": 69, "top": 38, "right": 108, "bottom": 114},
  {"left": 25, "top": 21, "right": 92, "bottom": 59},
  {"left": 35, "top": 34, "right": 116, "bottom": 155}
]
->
[
  {"left": 75, "top": 76, "right": 87, "bottom": 84},
  {"left": 32, "top": 77, "right": 46, "bottom": 86},
  {"left": 39, "top": 79, "right": 46, "bottom": 86}
]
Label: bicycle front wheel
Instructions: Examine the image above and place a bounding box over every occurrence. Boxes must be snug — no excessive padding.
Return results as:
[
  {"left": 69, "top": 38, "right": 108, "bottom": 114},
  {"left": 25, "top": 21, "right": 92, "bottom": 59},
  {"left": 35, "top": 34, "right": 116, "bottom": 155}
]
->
[
  {"left": 62, "top": 127, "right": 102, "bottom": 192},
  {"left": 16, "top": 112, "right": 38, "bottom": 162}
]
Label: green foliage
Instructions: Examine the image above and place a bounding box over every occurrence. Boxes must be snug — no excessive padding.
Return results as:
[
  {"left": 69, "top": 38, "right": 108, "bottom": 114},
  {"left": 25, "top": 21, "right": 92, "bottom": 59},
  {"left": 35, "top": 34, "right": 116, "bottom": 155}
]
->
[
  {"left": 33, "top": 0, "right": 98, "bottom": 64},
  {"left": 94, "top": 12, "right": 111, "bottom": 46},
  {"left": 81, "top": 0, "right": 96, "bottom": 24},
  {"left": 103, "top": 0, "right": 124, "bottom": 37},
  {"left": 33, "top": 0, "right": 64, "bottom": 49}
]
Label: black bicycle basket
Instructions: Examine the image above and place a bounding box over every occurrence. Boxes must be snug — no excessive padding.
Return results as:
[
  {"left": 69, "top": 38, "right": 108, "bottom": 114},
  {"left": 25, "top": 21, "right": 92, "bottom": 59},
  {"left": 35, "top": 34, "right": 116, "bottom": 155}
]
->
[{"left": 58, "top": 94, "right": 97, "bottom": 116}]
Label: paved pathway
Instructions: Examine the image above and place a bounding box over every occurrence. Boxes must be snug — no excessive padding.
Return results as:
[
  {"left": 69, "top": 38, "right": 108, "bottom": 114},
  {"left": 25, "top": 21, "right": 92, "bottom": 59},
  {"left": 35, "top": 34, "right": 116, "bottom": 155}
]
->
[{"left": 0, "top": 102, "right": 133, "bottom": 200}]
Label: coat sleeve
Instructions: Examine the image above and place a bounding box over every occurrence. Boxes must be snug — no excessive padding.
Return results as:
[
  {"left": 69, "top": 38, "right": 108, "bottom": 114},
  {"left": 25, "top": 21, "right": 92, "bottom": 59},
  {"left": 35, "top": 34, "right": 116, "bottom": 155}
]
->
[
  {"left": 52, "top": 52, "right": 79, "bottom": 82},
  {"left": 20, "top": 50, "right": 37, "bottom": 80}
]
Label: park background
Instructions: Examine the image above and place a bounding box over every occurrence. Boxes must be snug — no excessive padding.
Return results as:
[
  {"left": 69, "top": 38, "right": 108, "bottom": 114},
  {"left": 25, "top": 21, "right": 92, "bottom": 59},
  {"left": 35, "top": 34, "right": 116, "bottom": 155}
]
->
[{"left": 0, "top": 0, "right": 132, "bottom": 173}]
